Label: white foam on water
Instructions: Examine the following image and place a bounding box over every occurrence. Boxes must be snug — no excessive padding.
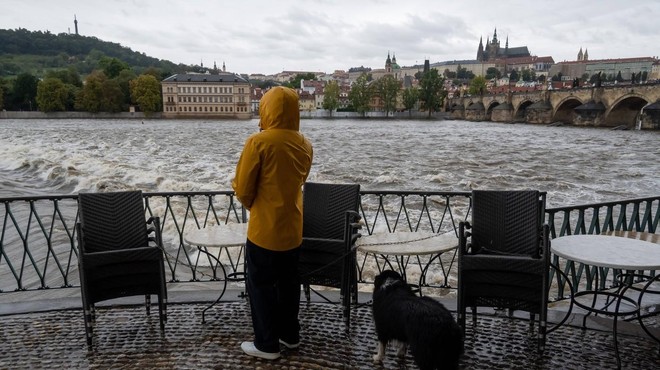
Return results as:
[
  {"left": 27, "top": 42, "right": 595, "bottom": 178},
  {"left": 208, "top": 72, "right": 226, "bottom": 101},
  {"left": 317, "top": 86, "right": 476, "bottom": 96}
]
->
[{"left": 0, "top": 118, "right": 658, "bottom": 209}]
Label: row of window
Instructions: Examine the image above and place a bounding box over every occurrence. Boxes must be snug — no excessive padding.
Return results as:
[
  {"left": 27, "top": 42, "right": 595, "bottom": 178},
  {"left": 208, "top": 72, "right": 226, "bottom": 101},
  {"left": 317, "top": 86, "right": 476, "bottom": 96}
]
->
[
  {"left": 163, "top": 106, "right": 250, "bottom": 113},
  {"left": 180, "top": 95, "right": 234, "bottom": 103},
  {"left": 164, "top": 95, "right": 249, "bottom": 104},
  {"left": 178, "top": 86, "right": 235, "bottom": 94}
]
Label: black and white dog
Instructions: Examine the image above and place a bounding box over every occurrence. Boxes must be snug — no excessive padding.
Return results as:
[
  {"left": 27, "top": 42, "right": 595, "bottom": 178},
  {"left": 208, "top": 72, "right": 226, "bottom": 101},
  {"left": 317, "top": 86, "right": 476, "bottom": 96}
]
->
[{"left": 372, "top": 270, "right": 463, "bottom": 370}]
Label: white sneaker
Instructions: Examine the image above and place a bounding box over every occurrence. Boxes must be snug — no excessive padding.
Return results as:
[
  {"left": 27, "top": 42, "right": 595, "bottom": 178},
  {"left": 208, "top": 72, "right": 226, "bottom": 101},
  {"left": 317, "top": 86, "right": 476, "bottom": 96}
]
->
[
  {"left": 279, "top": 339, "right": 300, "bottom": 349},
  {"left": 241, "top": 341, "right": 281, "bottom": 360}
]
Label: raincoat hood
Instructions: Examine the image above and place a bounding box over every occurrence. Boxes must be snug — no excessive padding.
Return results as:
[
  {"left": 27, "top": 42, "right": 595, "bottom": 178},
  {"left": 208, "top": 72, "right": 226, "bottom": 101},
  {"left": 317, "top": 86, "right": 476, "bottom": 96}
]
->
[{"left": 259, "top": 87, "right": 300, "bottom": 131}]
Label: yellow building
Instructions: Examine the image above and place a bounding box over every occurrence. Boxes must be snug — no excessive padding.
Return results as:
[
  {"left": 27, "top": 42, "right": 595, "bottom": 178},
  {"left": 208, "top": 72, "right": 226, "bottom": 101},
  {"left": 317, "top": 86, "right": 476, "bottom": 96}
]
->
[{"left": 161, "top": 72, "right": 251, "bottom": 119}]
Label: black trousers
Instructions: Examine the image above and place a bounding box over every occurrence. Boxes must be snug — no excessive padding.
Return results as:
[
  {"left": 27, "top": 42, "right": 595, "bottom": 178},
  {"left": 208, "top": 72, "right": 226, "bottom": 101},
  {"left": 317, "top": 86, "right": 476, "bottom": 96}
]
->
[{"left": 245, "top": 239, "right": 301, "bottom": 353}]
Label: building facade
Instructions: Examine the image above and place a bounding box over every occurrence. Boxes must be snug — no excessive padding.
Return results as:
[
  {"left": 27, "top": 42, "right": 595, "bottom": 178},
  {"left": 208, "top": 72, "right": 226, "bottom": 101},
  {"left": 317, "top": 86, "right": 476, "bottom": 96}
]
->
[{"left": 161, "top": 72, "right": 251, "bottom": 119}]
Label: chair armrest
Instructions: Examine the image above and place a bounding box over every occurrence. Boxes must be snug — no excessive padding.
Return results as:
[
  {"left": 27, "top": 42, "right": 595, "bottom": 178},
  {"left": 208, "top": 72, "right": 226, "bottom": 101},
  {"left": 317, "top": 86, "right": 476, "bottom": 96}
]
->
[
  {"left": 459, "top": 221, "right": 472, "bottom": 255},
  {"left": 82, "top": 246, "right": 164, "bottom": 267}
]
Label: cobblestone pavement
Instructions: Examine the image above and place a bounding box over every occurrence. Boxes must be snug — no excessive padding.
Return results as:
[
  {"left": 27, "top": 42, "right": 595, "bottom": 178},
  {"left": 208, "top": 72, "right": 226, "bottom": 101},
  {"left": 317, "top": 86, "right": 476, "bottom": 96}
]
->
[{"left": 0, "top": 301, "right": 659, "bottom": 369}]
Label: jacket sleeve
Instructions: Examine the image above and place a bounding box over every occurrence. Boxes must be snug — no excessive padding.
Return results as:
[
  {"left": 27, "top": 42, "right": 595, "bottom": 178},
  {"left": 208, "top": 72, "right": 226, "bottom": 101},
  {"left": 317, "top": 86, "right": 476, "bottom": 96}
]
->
[{"left": 231, "top": 137, "right": 260, "bottom": 210}]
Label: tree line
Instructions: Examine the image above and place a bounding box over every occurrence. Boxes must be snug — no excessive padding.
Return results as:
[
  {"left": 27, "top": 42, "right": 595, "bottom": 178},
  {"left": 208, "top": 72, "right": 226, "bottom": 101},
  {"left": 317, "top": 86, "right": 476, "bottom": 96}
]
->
[
  {"left": 0, "top": 29, "right": 202, "bottom": 114},
  {"left": 1, "top": 57, "right": 162, "bottom": 115},
  {"left": 321, "top": 69, "right": 447, "bottom": 118}
]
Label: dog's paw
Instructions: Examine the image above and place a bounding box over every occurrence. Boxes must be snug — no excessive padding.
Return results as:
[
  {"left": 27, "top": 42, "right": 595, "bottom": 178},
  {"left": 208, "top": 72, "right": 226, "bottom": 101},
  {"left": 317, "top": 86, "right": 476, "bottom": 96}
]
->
[
  {"left": 396, "top": 343, "right": 407, "bottom": 358},
  {"left": 373, "top": 353, "right": 384, "bottom": 363}
]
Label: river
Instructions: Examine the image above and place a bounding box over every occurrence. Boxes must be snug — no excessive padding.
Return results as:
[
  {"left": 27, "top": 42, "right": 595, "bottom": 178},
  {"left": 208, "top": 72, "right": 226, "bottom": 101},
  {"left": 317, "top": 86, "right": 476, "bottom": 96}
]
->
[{"left": 0, "top": 118, "right": 658, "bottom": 208}]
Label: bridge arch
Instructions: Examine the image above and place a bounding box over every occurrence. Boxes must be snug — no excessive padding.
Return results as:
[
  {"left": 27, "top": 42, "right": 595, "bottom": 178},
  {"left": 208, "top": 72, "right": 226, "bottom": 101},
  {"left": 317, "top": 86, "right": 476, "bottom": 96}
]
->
[
  {"left": 513, "top": 100, "right": 534, "bottom": 122},
  {"left": 604, "top": 94, "right": 649, "bottom": 128},
  {"left": 486, "top": 101, "right": 501, "bottom": 120},
  {"left": 553, "top": 97, "right": 583, "bottom": 124}
]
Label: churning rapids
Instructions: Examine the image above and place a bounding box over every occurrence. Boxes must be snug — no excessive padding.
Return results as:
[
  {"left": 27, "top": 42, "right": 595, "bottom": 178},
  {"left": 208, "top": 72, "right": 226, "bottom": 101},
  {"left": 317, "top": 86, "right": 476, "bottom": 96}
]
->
[{"left": 0, "top": 118, "right": 658, "bottom": 208}]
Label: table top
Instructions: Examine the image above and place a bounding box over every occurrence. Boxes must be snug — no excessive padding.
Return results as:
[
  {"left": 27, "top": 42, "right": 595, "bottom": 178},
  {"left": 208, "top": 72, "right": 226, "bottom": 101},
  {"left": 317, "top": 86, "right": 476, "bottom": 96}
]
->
[
  {"left": 184, "top": 223, "right": 248, "bottom": 248},
  {"left": 551, "top": 234, "right": 660, "bottom": 270},
  {"left": 357, "top": 231, "right": 458, "bottom": 256},
  {"left": 602, "top": 230, "right": 659, "bottom": 244}
]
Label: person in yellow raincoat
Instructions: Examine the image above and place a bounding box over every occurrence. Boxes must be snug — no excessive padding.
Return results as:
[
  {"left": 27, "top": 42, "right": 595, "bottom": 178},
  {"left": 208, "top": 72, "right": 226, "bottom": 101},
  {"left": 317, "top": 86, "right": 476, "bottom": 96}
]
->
[{"left": 232, "top": 86, "right": 313, "bottom": 360}]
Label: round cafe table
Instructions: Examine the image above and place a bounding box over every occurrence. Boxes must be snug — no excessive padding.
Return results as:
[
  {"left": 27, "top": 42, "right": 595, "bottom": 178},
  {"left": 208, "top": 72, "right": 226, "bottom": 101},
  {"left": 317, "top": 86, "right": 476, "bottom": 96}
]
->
[
  {"left": 551, "top": 234, "right": 660, "bottom": 367},
  {"left": 184, "top": 223, "right": 248, "bottom": 323},
  {"left": 357, "top": 231, "right": 458, "bottom": 295}
]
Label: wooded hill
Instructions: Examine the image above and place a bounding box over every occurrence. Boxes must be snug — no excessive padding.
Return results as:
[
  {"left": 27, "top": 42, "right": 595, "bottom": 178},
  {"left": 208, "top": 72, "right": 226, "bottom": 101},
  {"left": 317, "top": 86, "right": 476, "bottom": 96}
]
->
[{"left": 0, "top": 28, "right": 189, "bottom": 78}]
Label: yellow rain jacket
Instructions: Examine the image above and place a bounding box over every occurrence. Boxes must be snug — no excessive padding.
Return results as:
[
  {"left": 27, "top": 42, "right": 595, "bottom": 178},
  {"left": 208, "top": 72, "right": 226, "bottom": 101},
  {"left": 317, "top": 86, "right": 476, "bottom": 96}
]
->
[{"left": 232, "top": 87, "right": 313, "bottom": 251}]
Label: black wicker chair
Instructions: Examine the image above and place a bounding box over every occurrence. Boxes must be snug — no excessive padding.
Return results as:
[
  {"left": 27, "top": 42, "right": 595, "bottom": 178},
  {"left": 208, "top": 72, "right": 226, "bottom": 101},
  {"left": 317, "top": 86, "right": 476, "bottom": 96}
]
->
[
  {"left": 76, "top": 190, "right": 167, "bottom": 346},
  {"left": 299, "top": 182, "right": 361, "bottom": 331},
  {"left": 457, "top": 190, "right": 550, "bottom": 352}
]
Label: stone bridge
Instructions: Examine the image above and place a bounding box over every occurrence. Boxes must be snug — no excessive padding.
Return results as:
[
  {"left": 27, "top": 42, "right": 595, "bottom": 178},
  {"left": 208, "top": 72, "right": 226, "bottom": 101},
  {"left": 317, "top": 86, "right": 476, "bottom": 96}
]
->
[{"left": 447, "top": 83, "right": 660, "bottom": 129}]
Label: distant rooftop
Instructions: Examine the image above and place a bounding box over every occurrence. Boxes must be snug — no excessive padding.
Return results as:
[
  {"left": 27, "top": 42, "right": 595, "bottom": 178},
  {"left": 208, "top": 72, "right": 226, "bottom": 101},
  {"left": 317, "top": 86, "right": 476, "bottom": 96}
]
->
[{"left": 163, "top": 72, "right": 249, "bottom": 83}]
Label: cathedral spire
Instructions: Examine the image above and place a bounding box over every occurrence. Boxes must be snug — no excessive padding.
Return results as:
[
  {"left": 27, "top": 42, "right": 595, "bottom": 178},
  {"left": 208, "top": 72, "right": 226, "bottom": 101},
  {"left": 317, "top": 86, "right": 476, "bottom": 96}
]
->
[
  {"left": 492, "top": 28, "right": 498, "bottom": 44},
  {"left": 577, "top": 47, "right": 583, "bottom": 61},
  {"left": 477, "top": 36, "right": 484, "bottom": 61},
  {"left": 584, "top": 48, "right": 589, "bottom": 61}
]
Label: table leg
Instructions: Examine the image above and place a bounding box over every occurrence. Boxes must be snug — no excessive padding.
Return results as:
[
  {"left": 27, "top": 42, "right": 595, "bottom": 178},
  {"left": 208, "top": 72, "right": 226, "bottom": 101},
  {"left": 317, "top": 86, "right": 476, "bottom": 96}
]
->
[
  {"left": 198, "top": 246, "right": 229, "bottom": 323},
  {"left": 633, "top": 274, "right": 660, "bottom": 346}
]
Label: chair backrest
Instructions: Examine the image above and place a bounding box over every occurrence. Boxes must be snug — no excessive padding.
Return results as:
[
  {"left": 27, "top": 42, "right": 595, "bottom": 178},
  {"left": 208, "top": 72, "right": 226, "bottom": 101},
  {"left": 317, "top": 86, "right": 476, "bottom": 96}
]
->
[
  {"left": 302, "top": 182, "right": 360, "bottom": 240},
  {"left": 78, "top": 190, "right": 149, "bottom": 253},
  {"left": 470, "top": 190, "right": 542, "bottom": 257}
]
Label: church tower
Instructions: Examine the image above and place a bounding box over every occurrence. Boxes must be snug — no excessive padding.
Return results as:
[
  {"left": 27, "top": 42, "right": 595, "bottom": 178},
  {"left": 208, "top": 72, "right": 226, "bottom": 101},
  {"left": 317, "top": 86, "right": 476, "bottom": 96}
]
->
[
  {"left": 487, "top": 28, "right": 500, "bottom": 60},
  {"left": 74, "top": 14, "right": 79, "bottom": 35},
  {"left": 583, "top": 48, "right": 589, "bottom": 61},
  {"left": 577, "top": 47, "right": 584, "bottom": 61},
  {"left": 385, "top": 52, "right": 392, "bottom": 74}
]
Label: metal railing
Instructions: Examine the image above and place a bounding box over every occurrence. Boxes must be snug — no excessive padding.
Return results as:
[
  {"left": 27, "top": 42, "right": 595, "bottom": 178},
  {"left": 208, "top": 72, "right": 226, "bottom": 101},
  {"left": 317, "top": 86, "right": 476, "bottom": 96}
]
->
[
  {"left": 546, "top": 196, "right": 660, "bottom": 298},
  {"left": 1, "top": 191, "right": 658, "bottom": 302}
]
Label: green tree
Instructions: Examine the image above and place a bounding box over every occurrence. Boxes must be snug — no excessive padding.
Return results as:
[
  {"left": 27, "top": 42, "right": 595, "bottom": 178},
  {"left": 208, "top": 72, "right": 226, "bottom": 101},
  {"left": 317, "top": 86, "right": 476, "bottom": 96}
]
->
[
  {"left": 456, "top": 66, "right": 474, "bottom": 80},
  {"left": 348, "top": 73, "right": 372, "bottom": 117},
  {"left": 485, "top": 67, "right": 501, "bottom": 80},
  {"left": 322, "top": 80, "right": 340, "bottom": 116},
  {"left": 45, "top": 67, "right": 82, "bottom": 87},
  {"left": 76, "top": 70, "right": 124, "bottom": 112},
  {"left": 129, "top": 74, "right": 162, "bottom": 116},
  {"left": 374, "top": 75, "right": 400, "bottom": 117},
  {"left": 418, "top": 69, "right": 445, "bottom": 118},
  {"left": 0, "top": 83, "right": 4, "bottom": 110},
  {"left": 402, "top": 87, "right": 419, "bottom": 116},
  {"left": 36, "top": 77, "right": 68, "bottom": 112},
  {"left": 98, "top": 56, "right": 130, "bottom": 79},
  {"left": 64, "top": 83, "right": 79, "bottom": 111},
  {"left": 116, "top": 68, "right": 137, "bottom": 110},
  {"left": 521, "top": 69, "right": 535, "bottom": 82},
  {"left": 12, "top": 72, "right": 39, "bottom": 110},
  {"left": 469, "top": 76, "right": 487, "bottom": 95},
  {"left": 100, "top": 78, "right": 124, "bottom": 112}
]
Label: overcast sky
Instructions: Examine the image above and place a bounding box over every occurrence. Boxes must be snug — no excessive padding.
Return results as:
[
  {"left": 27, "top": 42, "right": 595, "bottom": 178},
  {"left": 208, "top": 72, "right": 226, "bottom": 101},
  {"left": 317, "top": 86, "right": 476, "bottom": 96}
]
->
[{"left": 2, "top": 0, "right": 658, "bottom": 75}]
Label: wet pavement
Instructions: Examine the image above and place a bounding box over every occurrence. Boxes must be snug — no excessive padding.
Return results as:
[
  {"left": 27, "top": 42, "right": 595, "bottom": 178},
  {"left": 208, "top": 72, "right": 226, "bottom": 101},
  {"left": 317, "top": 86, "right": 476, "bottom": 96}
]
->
[{"left": 1, "top": 297, "right": 659, "bottom": 369}]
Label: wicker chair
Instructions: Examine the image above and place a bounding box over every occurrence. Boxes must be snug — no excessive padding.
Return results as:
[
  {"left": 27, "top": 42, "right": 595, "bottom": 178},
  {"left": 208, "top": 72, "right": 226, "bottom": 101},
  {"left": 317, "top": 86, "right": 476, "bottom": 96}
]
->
[
  {"left": 299, "top": 182, "right": 362, "bottom": 331},
  {"left": 76, "top": 190, "right": 168, "bottom": 346},
  {"left": 457, "top": 190, "right": 550, "bottom": 352}
]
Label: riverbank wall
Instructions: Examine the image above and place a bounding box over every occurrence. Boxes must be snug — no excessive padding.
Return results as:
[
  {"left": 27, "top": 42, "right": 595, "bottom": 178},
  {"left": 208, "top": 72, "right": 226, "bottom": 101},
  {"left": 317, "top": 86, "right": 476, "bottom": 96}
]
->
[
  {"left": 0, "top": 111, "right": 161, "bottom": 119},
  {"left": 1, "top": 110, "right": 451, "bottom": 120}
]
